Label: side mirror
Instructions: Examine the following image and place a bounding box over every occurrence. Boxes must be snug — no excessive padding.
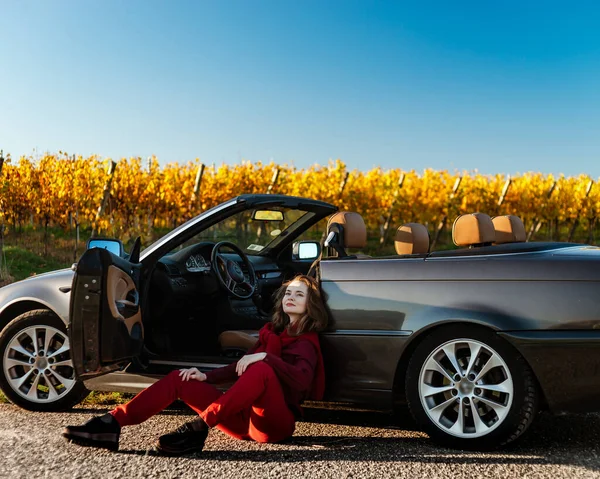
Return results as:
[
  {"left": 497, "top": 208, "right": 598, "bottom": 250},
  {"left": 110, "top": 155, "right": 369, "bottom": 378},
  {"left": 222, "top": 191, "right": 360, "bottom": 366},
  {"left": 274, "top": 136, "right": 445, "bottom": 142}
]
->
[
  {"left": 293, "top": 241, "right": 320, "bottom": 260},
  {"left": 86, "top": 238, "right": 124, "bottom": 257}
]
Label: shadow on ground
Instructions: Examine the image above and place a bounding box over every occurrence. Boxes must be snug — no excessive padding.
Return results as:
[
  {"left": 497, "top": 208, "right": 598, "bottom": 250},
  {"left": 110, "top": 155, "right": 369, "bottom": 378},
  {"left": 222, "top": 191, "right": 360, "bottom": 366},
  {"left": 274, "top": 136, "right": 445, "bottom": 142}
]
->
[{"left": 111, "top": 408, "right": 600, "bottom": 472}]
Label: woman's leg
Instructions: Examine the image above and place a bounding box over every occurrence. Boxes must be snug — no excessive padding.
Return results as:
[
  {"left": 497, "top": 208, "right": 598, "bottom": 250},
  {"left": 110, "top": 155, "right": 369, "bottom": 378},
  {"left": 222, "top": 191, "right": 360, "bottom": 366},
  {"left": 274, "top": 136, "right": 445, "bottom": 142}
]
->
[
  {"left": 109, "top": 364, "right": 293, "bottom": 444},
  {"left": 201, "top": 362, "right": 296, "bottom": 443},
  {"left": 110, "top": 370, "right": 223, "bottom": 427}
]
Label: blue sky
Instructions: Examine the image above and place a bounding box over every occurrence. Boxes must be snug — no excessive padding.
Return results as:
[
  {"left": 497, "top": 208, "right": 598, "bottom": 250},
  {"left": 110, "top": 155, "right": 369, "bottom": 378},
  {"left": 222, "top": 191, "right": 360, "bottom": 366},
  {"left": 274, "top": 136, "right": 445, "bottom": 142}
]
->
[{"left": 1, "top": 0, "right": 599, "bottom": 177}]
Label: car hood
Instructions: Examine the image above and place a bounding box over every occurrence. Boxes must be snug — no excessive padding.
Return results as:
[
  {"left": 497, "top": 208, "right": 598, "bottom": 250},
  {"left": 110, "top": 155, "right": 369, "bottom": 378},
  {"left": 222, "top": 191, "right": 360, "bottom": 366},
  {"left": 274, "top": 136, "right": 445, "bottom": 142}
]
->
[
  {"left": 0, "top": 268, "right": 74, "bottom": 293},
  {"left": 0, "top": 268, "right": 75, "bottom": 324}
]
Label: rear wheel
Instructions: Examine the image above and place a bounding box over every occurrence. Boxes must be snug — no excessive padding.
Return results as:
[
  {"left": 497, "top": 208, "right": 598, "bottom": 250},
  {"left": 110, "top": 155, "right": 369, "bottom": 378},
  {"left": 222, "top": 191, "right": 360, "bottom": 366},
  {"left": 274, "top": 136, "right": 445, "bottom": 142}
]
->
[
  {"left": 406, "top": 325, "right": 539, "bottom": 450},
  {"left": 0, "top": 309, "right": 88, "bottom": 411}
]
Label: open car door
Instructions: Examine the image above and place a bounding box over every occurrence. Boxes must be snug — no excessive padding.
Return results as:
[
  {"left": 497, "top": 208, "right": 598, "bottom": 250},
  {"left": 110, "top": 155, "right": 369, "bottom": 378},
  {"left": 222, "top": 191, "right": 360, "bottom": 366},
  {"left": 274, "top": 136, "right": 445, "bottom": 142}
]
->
[{"left": 69, "top": 247, "right": 144, "bottom": 380}]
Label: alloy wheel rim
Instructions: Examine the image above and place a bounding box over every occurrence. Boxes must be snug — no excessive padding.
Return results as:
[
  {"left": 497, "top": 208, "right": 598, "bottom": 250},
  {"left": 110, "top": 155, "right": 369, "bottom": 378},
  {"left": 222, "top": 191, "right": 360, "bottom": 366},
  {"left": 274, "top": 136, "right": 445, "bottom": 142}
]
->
[
  {"left": 418, "top": 338, "right": 514, "bottom": 439},
  {"left": 3, "top": 325, "right": 76, "bottom": 403}
]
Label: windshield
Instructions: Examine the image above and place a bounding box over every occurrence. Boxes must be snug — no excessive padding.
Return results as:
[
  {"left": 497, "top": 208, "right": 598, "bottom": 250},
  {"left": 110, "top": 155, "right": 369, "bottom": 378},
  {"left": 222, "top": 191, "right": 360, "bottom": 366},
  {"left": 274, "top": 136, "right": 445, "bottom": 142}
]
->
[{"left": 171, "top": 206, "right": 310, "bottom": 254}]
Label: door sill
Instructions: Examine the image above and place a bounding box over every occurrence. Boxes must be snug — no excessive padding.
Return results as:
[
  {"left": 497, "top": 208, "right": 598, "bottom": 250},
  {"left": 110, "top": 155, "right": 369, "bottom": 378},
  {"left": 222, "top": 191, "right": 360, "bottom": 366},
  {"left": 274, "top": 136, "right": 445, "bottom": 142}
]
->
[
  {"left": 149, "top": 358, "right": 232, "bottom": 368},
  {"left": 84, "top": 358, "right": 232, "bottom": 394},
  {"left": 84, "top": 371, "right": 162, "bottom": 394}
]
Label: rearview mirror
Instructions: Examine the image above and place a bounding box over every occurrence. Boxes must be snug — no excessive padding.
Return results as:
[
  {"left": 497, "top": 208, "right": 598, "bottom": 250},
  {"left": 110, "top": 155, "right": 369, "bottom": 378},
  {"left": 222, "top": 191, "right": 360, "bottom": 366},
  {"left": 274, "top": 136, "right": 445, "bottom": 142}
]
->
[
  {"left": 293, "top": 241, "right": 320, "bottom": 260},
  {"left": 252, "top": 210, "right": 284, "bottom": 221},
  {"left": 86, "top": 238, "right": 124, "bottom": 257}
]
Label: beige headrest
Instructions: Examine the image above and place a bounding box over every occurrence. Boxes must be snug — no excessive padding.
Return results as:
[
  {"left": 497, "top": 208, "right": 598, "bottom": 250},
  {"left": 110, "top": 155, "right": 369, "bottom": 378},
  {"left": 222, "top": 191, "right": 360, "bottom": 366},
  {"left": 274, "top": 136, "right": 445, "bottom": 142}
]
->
[
  {"left": 395, "top": 223, "right": 430, "bottom": 255},
  {"left": 452, "top": 213, "right": 496, "bottom": 247},
  {"left": 327, "top": 212, "right": 367, "bottom": 249},
  {"left": 492, "top": 215, "right": 526, "bottom": 244}
]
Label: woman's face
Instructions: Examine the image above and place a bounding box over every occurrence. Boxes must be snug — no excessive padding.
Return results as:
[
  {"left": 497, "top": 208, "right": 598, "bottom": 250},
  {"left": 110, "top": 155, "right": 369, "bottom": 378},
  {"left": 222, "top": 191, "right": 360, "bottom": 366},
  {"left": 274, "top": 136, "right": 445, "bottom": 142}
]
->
[{"left": 282, "top": 280, "right": 309, "bottom": 319}]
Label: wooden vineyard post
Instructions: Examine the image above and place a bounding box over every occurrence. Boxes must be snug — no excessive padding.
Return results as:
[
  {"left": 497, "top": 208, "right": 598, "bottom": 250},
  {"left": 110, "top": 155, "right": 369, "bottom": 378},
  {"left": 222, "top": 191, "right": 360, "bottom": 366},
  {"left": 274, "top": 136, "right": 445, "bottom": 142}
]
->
[
  {"left": 568, "top": 180, "right": 594, "bottom": 242},
  {"left": 146, "top": 157, "right": 156, "bottom": 235},
  {"left": 92, "top": 160, "right": 117, "bottom": 238},
  {"left": 189, "top": 163, "right": 205, "bottom": 216},
  {"left": 379, "top": 173, "right": 406, "bottom": 246},
  {"left": 0, "top": 150, "right": 5, "bottom": 281},
  {"left": 338, "top": 171, "right": 350, "bottom": 201},
  {"left": 266, "top": 166, "right": 280, "bottom": 194},
  {"left": 527, "top": 181, "right": 557, "bottom": 241},
  {"left": 255, "top": 167, "right": 281, "bottom": 240},
  {"left": 73, "top": 208, "right": 80, "bottom": 263},
  {"left": 498, "top": 174, "right": 512, "bottom": 207},
  {"left": 317, "top": 171, "right": 351, "bottom": 244},
  {"left": 588, "top": 215, "right": 597, "bottom": 245},
  {"left": 68, "top": 155, "right": 81, "bottom": 262},
  {"left": 431, "top": 176, "right": 462, "bottom": 250}
]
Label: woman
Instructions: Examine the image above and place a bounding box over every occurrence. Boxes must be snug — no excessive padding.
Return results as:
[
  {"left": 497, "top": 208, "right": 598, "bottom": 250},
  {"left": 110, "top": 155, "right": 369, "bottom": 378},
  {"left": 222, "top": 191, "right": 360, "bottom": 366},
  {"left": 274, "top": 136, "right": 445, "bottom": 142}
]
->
[{"left": 63, "top": 274, "right": 328, "bottom": 455}]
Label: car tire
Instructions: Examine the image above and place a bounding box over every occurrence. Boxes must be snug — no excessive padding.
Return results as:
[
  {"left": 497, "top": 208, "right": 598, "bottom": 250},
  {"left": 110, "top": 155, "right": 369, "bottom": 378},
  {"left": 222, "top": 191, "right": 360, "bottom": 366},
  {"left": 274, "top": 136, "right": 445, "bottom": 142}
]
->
[
  {"left": 406, "top": 325, "right": 539, "bottom": 450},
  {"left": 0, "top": 309, "right": 88, "bottom": 411}
]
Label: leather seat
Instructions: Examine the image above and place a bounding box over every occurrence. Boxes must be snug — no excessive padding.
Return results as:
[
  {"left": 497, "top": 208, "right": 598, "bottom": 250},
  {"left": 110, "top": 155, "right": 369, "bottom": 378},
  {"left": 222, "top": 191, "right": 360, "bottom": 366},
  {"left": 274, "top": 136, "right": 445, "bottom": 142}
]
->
[
  {"left": 218, "top": 330, "right": 258, "bottom": 355},
  {"left": 308, "top": 211, "right": 369, "bottom": 278},
  {"left": 325, "top": 211, "right": 368, "bottom": 257},
  {"left": 395, "top": 223, "right": 430, "bottom": 255},
  {"left": 452, "top": 213, "right": 496, "bottom": 247},
  {"left": 492, "top": 215, "right": 526, "bottom": 244}
]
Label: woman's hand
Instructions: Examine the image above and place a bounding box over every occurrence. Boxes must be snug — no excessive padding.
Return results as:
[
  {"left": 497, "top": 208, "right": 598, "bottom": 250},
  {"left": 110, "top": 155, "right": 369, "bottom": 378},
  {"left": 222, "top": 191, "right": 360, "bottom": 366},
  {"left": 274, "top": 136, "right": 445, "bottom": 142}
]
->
[
  {"left": 179, "top": 367, "right": 207, "bottom": 382},
  {"left": 235, "top": 352, "right": 267, "bottom": 376}
]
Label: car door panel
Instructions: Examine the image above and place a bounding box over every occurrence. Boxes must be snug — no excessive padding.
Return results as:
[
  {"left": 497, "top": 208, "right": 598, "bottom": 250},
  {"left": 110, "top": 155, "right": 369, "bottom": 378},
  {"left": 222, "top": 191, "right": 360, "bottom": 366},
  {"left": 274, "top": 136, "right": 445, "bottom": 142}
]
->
[
  {"left": 106, "top": 265, "right": 141, "bottom": 335},
  {"left": 69, "top": 247, "right": 144, "bottom": 380}
]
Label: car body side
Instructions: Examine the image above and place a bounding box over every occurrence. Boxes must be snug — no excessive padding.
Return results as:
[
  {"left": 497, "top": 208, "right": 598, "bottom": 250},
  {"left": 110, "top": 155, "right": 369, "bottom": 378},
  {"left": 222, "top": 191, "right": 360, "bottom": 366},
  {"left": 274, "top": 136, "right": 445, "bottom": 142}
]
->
[{"left": 319, "top": 246, "right": 600, "bottom": 414}]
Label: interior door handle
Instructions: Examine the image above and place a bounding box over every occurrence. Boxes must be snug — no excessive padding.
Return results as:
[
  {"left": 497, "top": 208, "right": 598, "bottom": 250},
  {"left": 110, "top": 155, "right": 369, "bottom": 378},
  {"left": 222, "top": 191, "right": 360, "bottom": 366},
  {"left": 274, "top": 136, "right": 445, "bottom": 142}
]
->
[
  {"left": 116, "top": 300, "right": 137, "bottom": 307},
  {"left": 116, "top": 299, "right": 139, "bottom": 317}
]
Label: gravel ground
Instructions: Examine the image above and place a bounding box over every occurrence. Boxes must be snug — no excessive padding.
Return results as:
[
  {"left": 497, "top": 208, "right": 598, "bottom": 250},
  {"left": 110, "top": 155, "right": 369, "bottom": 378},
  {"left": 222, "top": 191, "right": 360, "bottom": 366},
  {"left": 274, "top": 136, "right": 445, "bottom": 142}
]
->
[{"left": 1, "top": 403, "right": 599, "bottom": 479}]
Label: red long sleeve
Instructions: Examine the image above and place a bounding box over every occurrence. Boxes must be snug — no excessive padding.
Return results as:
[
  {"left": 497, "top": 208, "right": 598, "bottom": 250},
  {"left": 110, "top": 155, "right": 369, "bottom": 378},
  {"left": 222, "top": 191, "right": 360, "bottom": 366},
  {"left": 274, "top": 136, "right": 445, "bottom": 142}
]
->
[
  {"left": 203, "top": 339, "right": 319, "bottom": 413},
  {"left": 263, "top": 340, "right": 318, "bottom": 395}
]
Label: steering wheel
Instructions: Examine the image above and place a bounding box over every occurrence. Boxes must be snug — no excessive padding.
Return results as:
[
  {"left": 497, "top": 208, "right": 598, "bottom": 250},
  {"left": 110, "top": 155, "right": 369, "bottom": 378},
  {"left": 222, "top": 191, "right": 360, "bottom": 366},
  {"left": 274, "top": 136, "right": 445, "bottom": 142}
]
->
[{"left": 211, "top": 241, "right": 257, "bottom": 300}]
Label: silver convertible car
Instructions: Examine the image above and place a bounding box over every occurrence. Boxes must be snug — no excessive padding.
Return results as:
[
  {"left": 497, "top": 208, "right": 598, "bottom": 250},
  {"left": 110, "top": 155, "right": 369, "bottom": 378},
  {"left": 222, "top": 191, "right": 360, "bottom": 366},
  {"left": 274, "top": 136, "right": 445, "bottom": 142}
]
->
[{"left": 1, "top": 194, "right": 600, "bottom": 450}]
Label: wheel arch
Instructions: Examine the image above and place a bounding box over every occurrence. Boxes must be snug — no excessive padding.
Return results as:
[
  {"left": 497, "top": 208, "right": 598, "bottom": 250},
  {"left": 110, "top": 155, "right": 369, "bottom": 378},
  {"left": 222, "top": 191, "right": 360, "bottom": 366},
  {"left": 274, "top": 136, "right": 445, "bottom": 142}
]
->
[
  {"left": 392, "top": 320, "right": 547, "bottom": 411},
  {"left": 0, "top": 300, "right": 64, "bottom": 334}
]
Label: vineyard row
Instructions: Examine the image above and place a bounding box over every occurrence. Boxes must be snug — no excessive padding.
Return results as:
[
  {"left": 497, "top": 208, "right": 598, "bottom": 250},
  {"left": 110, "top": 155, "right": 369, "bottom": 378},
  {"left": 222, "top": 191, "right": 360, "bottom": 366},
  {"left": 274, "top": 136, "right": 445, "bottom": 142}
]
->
[{"left": 0, "top": 153, "right": 598, "bottom": 245}]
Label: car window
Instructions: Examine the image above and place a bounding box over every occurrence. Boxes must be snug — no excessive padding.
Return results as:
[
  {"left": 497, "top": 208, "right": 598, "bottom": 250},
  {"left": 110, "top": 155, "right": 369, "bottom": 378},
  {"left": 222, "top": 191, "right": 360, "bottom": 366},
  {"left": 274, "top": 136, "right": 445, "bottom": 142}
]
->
[
  {"left": 169, "top": 207, "right": 310, "bottom": 255},
  {"left": 293, "top": 217, "right": 329, "bottom": 244}
]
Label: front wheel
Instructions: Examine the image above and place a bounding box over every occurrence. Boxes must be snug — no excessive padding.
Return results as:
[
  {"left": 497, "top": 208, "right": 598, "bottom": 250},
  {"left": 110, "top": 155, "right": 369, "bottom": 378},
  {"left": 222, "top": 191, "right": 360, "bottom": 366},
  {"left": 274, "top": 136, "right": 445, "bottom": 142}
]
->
[
  {"left": 406, "top": 325, "right": 539, "bottom": 450},
  {"left": 0, "top": 309, "right": 88, "bottom": 411}
]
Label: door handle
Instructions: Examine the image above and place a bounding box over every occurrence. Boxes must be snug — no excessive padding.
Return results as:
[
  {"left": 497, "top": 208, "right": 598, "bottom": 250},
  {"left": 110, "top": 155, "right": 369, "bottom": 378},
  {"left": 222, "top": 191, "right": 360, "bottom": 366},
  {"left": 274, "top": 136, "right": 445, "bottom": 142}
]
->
[{"left": 116, "top": 299, "right": 139, "bottom": 317}]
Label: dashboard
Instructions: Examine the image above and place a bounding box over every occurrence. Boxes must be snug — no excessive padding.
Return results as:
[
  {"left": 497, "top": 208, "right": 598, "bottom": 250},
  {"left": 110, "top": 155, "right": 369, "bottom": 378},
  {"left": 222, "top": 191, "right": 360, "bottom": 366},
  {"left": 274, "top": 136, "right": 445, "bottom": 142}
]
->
[
  {"left": 147, "top": 241, "right": 287, "bottom": 326},
  {"left": 153, "top": 242, "right": 284, "bottom": 295}
]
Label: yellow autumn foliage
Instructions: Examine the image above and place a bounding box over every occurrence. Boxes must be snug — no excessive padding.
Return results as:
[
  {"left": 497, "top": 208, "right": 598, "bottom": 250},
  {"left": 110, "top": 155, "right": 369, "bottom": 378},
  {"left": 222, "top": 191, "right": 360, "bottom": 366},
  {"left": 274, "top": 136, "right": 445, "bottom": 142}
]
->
[{"left": 0, "top": 154, "right": 598, "bottom": 243}]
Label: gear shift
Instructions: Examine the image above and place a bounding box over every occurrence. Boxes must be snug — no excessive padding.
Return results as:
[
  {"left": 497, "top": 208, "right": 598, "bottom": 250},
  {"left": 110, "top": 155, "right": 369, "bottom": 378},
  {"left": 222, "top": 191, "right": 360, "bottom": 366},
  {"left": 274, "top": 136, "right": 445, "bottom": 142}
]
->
[{"left": 252, "top": 285, "right": 269, "bottom": 317}]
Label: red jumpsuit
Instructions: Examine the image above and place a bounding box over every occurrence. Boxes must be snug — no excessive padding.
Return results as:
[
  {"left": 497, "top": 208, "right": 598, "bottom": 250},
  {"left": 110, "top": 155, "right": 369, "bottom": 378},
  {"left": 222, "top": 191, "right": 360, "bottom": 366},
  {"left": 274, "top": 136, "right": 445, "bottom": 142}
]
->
[{"left": 109, "top": 339, "right": 320, "bottom": 443}]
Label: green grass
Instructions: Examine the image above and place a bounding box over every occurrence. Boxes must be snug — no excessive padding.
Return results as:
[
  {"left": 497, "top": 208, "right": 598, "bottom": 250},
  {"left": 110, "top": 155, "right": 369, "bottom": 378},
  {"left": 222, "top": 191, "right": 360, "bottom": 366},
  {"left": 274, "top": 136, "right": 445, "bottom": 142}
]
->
[
  {"left": 81, "top": 391, "right": 134, "bottom": 406},
  {"left": 1, "top": 245, "right": 69, "bottom": 282},
  {"left": 0, "top": 389, "right": 133, "bottom": 406}
]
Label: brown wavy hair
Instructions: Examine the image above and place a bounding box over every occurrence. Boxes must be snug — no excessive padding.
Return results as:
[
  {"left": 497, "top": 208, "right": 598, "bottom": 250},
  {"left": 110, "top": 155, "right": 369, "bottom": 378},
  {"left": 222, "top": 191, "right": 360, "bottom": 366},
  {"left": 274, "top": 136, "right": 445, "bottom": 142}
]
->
[{"left": 271, "top": 275, "right": 329, "bottom": 335}]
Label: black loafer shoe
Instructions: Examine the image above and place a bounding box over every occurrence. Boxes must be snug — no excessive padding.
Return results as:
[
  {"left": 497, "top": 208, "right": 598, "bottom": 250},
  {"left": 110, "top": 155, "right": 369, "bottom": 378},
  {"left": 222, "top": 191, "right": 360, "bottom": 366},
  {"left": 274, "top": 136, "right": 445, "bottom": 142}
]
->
[
  {"left": 156, "top": 418, "right": 209, "bottom": 456},
  {"left": 62, "top": 414, "right": 121, "bottom": 451}
]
